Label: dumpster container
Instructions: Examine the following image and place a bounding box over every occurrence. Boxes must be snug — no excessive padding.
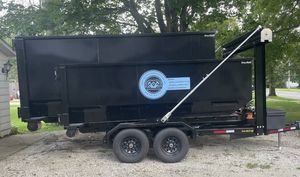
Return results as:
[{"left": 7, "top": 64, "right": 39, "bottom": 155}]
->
[
  {"left": 57, "top": 58, "right": 252, "bottom": 128},
  {"left": 15, "top": 32, "right": 215, "bottom": 130}
]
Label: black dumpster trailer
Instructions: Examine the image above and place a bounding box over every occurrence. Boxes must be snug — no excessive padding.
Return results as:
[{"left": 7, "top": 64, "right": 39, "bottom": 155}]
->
[
  {"left": 15, "top": 27, "right": 300, "bottom": 163},
  {"left": 15, "top": 32, "right": 215, "bottom": 130}
]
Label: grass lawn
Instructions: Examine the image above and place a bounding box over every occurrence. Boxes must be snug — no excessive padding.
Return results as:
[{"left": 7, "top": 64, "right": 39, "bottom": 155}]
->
[
  {"left": 276, "top": 88, "right": 300, "bottom": 92},
  {"left": 10, "top": 101, "right": 63, "bottom": 134},
  {"left": 267, "top": 96, "right": 300, "bottom": 123}
]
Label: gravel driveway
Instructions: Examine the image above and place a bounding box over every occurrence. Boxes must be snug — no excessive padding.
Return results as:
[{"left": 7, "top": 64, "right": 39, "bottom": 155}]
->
[{"left": 1, "top": 131, "right": 300, "bottom": 177}]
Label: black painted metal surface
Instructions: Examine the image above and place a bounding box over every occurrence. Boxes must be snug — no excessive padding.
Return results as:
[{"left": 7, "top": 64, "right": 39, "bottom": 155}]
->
[
  {"left": 15, "top": 32, "right": 215, "bottom": 122},
  {"left": 58, "top": 59, "right": 252, "bottom": 126}
]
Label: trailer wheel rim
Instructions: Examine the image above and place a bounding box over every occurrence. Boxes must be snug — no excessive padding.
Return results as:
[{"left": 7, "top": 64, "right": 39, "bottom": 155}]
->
[
  {"left": 121, "top": 137, "right": 141, "bottom": 155},
  {"left": 161, "top": 136, "right": 181, "bottom": 155}
]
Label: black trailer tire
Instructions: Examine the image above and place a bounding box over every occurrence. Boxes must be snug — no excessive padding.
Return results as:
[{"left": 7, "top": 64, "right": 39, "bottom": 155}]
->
[
  {"left": 113, "top": 129, "right": 149, "bottom": 163},
  {"left": 27, "top": 121, "right": 41, "bottom": 132},
  {"left": 153, "top": 128, "right": 189, "bottom": 163}
]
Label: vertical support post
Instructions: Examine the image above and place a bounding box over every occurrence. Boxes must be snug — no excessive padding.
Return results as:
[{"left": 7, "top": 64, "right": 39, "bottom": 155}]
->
[
  {"left": 278, "top": 132, "right": 282, "bottom": 150},
  {"left": 254, "top": 44, "right": 267, "bottom": 135}
]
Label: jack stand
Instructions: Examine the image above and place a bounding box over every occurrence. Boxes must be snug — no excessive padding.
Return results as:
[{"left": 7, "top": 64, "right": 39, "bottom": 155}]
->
[{"left": 278, "top": 132, "right": 282, "bottom": 150}]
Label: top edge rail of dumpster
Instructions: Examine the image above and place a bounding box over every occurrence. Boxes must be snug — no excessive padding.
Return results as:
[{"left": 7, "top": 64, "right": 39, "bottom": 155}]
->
[{"left": 14, "top": 31, "right": 216, "bottom": 40}]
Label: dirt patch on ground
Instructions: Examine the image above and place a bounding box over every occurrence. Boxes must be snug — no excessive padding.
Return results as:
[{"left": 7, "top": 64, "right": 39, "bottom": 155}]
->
[{"left": 1, "top": 131, "right": 300, "bottom": 177}]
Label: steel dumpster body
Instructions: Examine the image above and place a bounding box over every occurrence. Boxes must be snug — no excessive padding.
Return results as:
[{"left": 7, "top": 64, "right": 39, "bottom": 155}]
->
[
  {"left": 15, "top": 32, "right": 215, "bottom": 122},
  {"left": 58, "top": 59, "right": 252, "bottom": 130}
]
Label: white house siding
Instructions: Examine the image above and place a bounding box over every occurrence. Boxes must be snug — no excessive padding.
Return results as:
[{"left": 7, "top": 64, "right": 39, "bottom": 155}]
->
[{"left": 0, "top": 52, "right": 11, "bottom": 137}]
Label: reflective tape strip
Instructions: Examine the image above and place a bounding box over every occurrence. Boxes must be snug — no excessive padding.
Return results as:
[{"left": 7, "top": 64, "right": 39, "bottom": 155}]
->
[
  {"left": 214, "top": 130, "right": 235, "bottom": 134},
  {"left": 278, "top": 127, "right": 296, "bottom": 132},
  {"left": 226, "top": 130, "right": 235, "bottom": 133},
  {"left": 214, "top": 130, "right": 226, "bottom": 134},
  {"left": 269, "top": 130, "right": 278, "bottom": 134}
]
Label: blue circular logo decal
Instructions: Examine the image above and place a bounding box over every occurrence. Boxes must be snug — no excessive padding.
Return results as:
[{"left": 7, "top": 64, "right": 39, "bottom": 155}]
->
[{"left": 139, "top": 70, "right": 168, "bottom": 100}]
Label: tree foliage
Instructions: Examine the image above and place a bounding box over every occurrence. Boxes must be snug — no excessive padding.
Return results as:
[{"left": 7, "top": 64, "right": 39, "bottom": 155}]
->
[
  {"left": 0, "top": 0, "right": 246, "bottom": 35},
  {"left": 241, "top": 0, "right": 300, "bottom": 95}
]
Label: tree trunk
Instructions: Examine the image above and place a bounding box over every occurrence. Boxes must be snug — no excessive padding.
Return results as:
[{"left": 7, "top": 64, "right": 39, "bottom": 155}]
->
[
  {"left": 170, "top": 7, "right": 178, "bottom": 32},
  {"left": 269, "top": 86, "right": 277, "bottom": 96},
  {"left": 179, "top": 5, "right": 188, "bottom": 32},
  {"left": 164, "top": 0, "right": 178, "bottom": 32},
  {"left": 164, "top": 0, "right": 172, "bottom": 32},
  {"left": 155, "top": 0, "right": 167, "bottom": 33},
  {"left": 268, "top": 76, "right": 277, "bottom": 96},
  {"left": 123, "top": 0, "right": 154, "bottom": 33},
  {"left": 267, "top": 65, "right": 277, "bottom": 96}
]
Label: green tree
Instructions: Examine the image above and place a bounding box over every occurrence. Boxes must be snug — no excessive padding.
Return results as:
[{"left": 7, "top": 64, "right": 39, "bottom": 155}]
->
[
  {"left": 288, "top": 41, "right": 300, "bottom": 88},
  {"left": 0, "top": 0, "right": 245, "bottom": 36},
  {"left": 241, "top": 0, "right": 300, "bottom": 96}
]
